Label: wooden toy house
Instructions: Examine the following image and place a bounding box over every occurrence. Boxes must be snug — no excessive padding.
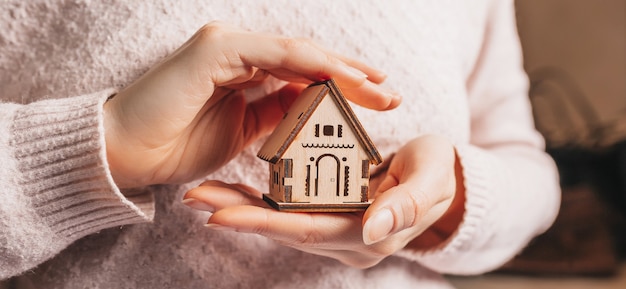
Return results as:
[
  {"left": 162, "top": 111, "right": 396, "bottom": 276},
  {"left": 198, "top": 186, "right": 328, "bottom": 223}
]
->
[{"left": 257, "top": 79, "right": 382, "bottom": 212}]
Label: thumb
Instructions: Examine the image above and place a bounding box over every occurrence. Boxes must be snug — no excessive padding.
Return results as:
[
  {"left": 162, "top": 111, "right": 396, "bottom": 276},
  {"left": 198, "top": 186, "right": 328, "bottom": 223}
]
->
[
  {"left": 362, "top": 181, "right": 432, "bottom": 245},
  {"left": 243, "top": 83, "right": 305, "bottom": 145},
  {"left": 361, "top": 137, "right": 456, "bottom": 245}
]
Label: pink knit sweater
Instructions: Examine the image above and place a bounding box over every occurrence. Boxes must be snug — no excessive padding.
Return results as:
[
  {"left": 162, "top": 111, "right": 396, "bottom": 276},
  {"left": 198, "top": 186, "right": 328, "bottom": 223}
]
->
[{"left": 0, "top": 1, "right": 560, "bottom": 288}]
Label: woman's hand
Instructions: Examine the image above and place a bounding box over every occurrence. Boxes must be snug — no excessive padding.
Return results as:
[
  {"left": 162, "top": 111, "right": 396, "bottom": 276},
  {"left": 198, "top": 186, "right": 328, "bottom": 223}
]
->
[
  {"left": 183, "top": 135, "right": 465, "bottom": 268},
  {"left": 103, "top": 22, "right": 400, "bottom": 188}
]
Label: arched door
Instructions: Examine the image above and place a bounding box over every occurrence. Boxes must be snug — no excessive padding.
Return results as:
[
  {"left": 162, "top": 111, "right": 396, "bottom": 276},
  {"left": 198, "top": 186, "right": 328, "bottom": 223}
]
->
[{"left": 315, "top": 154, "right": 340, "bottom": 198}]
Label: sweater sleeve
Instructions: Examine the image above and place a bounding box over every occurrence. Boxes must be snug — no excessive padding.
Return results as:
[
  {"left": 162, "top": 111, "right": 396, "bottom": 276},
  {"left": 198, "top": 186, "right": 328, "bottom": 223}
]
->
[
  {"left": 395, "top": 0, "right": 561, "bottom": 274},
  {"left": 0, "top": 89, "right": 155, "bottom": 280}
]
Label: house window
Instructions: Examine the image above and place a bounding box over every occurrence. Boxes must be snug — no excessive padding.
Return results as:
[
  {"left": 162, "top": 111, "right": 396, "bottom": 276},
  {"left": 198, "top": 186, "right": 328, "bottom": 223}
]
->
[
  {"left": 284, "top": 186, "right": 292, "bottom": 202},
  {"left": 315, "top": 124, "right": 320, "bottom": 137},
  {"left": 362, "top": 160, "right": 369, "bottom": 178},
  {"left": 361, "top": 186, "right": 368, "bottom": 202},
  {"left": 323, "top": 125, "right": 334, "bottom": 136},
  {"left": 338, "top": 125, "right": 343, "bottom": 138},
  {"left": 284, "top": 159, "right": 293, "bottom": 178}
]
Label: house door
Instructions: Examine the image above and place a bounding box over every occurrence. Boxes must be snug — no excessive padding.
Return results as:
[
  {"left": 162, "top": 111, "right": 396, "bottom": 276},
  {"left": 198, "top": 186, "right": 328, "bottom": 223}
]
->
[{"left": 315, "top": 154, "right": 340, "bottom": 198}]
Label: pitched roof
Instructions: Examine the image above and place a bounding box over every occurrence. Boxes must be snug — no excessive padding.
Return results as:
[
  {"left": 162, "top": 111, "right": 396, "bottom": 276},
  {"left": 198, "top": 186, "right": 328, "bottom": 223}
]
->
[{"left": 257, "top": 79, "right": 382, "bottom": 165}]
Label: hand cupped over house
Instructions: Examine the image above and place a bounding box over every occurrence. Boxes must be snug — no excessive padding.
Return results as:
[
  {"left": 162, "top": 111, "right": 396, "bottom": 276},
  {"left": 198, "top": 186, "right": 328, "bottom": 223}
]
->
[{"left": 103, "top": 21, "right": 401, "bottom": 189}]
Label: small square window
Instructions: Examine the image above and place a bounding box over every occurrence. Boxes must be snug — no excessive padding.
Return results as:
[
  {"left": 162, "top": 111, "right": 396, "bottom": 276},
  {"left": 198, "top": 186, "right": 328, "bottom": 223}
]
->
[{"left": 323, "top": 125, "right": 334, "bottom": 136}]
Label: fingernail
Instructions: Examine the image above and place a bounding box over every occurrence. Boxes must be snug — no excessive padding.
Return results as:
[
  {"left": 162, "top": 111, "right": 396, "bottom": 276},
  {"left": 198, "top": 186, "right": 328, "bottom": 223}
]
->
[
  {"left": 389, "top": 92, "right": 402, "bottom": 108},
  {"left": 371, "top": 70, "right": 387, "bottom": 81},
  {"left": 182, "top": 198, "right": 215, "bottom": 212},
  {"left": 363, "top": 208, "right": 394, "bottom": 245},
  {"left": 204, "top": 223, "right": 236, "bottom": 231},
  {"left": 390, "top": 91, "right": 402, "bottom": 101}
]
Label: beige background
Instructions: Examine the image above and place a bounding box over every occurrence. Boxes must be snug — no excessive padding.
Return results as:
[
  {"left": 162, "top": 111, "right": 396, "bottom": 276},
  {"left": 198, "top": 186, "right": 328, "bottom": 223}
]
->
[
  {"left": 516, "top": 0, "right": 626, "bottom": 148},
  {"left": 453, "top": 1, "right": 626, "bottom": 287}
]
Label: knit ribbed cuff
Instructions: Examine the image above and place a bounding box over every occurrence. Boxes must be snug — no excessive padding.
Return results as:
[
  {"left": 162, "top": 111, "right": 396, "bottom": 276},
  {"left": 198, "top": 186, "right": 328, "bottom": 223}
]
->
[
  {"left": 394, "top": 144, "right": 493, "bottom": 269},
  {"left": 10, "top": 90, "right": 154, "bottom": 240}
]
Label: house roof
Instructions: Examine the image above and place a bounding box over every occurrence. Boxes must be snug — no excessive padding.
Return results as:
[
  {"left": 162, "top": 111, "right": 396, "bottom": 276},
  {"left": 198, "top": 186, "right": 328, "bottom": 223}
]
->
[{"left": 257, "top": 79, "right": 383, "bottom": 165}]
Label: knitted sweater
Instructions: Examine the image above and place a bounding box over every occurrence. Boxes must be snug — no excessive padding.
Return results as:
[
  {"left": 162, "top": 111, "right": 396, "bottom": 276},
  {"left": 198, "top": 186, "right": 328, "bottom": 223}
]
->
[{"left": 0, "top": 0, "right": 560, "bottom": 288}]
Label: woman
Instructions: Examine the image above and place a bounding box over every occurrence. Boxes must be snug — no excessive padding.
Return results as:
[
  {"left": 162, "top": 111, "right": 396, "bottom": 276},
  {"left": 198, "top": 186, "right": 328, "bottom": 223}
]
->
[{"left": 0, "top": 1, "right": 559, "bottom": 288}]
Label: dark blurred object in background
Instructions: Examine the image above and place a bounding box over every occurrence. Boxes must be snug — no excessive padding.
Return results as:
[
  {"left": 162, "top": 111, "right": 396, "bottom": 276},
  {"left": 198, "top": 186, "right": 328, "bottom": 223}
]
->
[{"left": 501, "top": 0, "right": 626, "bottom": 276}]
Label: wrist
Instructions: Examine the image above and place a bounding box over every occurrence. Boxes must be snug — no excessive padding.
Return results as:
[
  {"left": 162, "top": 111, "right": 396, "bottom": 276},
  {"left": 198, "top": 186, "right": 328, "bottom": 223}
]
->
[{"left": 103, "top": 96, "right": 138, "bottom": 189}]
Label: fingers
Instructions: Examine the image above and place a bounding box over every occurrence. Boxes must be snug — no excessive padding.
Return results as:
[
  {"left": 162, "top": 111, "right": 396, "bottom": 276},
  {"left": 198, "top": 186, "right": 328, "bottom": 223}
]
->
[
  {"left": 340, "top": 81, "right": 401, "bottom": 110},
  {"left": 183, "top": 180, "right": 267, "bottom": 211},
  {"left": 209, "top": 205, "right": 364, "bottom": 250},
  {"left": 244, "top": 37, "right": 400, "bottom": 110},
  {"left": 191, "top": 21, "right": 400, "bottom": 111},
  {"left": 190, "top": 21, "right": 365, "bottom": 85},
  {"left": 338, "top": 58, "right": 387, "bottom": 85},
  {"left": 182, "top": 180, "right": 415, "bottom": 269},
  {"left": 183, "top": 181, "right": 365, "bottom": 249},
  {"left": 293, "top": 38, "right": 387, "bottom": 84},
  {"left": 215, "top": 204, "right": 411, "bottom": 269},
  {"left": 228, "top": 32, "right": 367, "bottom": 87}
]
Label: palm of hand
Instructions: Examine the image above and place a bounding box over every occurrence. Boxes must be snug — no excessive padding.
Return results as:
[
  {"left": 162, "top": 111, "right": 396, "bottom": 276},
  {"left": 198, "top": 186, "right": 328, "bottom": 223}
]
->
[
  {"left": 149, "top": 89, "right": 250, "bottom": 185},
  {"left": 105, "top": 85, "right": 292, "bottom": 188}
]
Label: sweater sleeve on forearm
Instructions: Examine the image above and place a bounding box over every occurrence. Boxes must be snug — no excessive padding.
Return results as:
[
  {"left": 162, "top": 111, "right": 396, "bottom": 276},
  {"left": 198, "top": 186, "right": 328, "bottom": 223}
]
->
[
  {"left": 396, "top": 142, "right": 560, "bottom": 274},
  {"left": 395, "top": 0, "right": 560, "bottom": 274},
  {"left": 0, "top": 89, "right": 154, "bottom": 279}
]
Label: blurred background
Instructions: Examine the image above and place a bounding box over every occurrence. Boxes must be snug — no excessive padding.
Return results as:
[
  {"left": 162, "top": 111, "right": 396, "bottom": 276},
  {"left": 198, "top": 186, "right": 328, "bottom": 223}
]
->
[{"left": 451, "top": 0, "right": 626, "bottom": 288}]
